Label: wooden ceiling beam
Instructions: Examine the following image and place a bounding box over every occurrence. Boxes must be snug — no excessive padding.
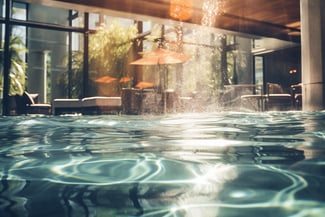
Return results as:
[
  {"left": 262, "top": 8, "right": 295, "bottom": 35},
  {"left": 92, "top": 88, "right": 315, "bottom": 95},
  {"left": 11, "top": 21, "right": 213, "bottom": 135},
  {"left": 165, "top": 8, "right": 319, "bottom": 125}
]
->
[{"left": 24, "top": 0, "right": 301, "bottom": 42}]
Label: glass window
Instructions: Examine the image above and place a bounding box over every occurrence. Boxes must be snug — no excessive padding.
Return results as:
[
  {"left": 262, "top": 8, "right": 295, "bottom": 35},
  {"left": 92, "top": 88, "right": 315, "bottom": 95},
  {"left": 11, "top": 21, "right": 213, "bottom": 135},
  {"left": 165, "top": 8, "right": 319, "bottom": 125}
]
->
[
  {"left": 0, "top": 23, "right": 4, "bottom": 114},
  {"left": 0, "top": 0, "right": 4, "bottom": 18},
  {"left": 89, "top": 13, "right": 101, "bottom": 30},
  {"left": 69, "top": 32, "right": 84, "bottom": 98},
  {"left": 88, "top": 18, "right": 137, "bottom": 96},
  {"left": 142, "top": 21, "right": 152, "bottom": 33},
  {"left": 70, "top": 10, "right": 84, "bottom": 28},
  {"left": 12, "top": 2, "right": 26, "bottom": 20},
  {"left": 1, "top": 2, "right": 87, "bottom": 115},
  {"left": 26, "top": 27, "right": 84, "bottom": 102},
  {"left": 28, "top": 4, "right": 68, "bottom": 25},
  {"left": 254, "top": 56, "right": 264, "bottom": 91}
]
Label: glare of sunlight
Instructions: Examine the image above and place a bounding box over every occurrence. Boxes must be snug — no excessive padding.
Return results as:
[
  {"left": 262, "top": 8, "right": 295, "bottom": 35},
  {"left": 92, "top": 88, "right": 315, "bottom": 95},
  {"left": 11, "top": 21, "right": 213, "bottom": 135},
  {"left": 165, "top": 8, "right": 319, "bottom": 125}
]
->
[{"left": 173, "top": 163, "right": 238, "bottom": 217}]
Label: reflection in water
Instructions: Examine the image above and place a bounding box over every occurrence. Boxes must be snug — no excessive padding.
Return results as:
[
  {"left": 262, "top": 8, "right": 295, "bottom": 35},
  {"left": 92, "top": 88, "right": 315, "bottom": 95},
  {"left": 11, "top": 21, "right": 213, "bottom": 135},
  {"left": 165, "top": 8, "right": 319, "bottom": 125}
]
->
[{"left": 0, "top": 112, "right": 325, "bottom": 216}]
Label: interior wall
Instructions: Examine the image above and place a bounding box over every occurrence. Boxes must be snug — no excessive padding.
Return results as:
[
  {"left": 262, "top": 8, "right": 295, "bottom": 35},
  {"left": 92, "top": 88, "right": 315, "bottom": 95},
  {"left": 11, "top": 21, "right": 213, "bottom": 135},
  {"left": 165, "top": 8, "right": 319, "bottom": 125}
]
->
[{"left": 263, "top": 46, "right": 301, "bottom": 93}]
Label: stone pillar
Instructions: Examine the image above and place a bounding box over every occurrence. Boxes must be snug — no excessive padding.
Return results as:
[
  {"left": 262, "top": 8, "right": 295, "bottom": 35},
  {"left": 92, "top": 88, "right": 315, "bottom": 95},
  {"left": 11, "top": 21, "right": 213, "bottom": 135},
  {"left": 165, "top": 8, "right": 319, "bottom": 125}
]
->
[{"left": 300, "top": 0, "right": 325, "bottom": 111}]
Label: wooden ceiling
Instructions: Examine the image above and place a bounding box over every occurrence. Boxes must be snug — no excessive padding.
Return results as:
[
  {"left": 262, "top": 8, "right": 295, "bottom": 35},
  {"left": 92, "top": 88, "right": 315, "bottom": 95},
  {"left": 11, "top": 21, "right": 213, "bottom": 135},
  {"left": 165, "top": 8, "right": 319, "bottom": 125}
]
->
[
  {"left": 219, "top": 0, "right": 301, "bottom": 42},
  {"left": 25, "top": 0, "right": 301, "bottom": 42}
]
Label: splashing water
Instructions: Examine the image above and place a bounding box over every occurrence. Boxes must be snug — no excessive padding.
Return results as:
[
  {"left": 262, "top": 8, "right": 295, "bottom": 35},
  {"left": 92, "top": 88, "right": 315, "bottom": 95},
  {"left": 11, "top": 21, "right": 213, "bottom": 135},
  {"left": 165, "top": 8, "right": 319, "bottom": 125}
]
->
[{"left": 201, "top": 0, "right": 226, "bottom": 27}]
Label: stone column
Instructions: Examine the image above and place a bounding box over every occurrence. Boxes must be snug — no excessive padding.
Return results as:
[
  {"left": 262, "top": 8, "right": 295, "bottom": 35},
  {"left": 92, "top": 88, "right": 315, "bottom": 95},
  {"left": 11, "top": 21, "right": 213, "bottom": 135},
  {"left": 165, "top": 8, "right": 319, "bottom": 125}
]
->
[{"left": 300, "top": 0, "right": 325, "bottom": 111}]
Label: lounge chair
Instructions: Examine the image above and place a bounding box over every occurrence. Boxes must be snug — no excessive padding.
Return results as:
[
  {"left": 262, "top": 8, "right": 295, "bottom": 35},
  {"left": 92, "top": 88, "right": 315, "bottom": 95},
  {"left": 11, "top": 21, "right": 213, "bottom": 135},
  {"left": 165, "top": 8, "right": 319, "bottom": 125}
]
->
[
  {"left": 52, "top": 99, "right": 83, "bottom": 115},
  {"left": 239, "top": 84, "right": 264, "bottom": 111},
  {"left": 52, "top": 96, "right": 122, "bottom": 115},
  {"left": 17, "top": 91, "right": 52, "bottom": 115},
  {"left": 82, "top": 96, "right": 121, "bottom": 114},
  {"left": 265, "top": 83, "right": 293, "bottom": 111}
]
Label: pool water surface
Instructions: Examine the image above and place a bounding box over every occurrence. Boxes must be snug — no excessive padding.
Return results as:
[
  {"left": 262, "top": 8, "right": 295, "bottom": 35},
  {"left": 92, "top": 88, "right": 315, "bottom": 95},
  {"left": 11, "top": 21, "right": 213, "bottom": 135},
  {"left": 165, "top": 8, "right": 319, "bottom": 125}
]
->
[{"left": 0, "top": 111, "right": 325, "bottom": 217}]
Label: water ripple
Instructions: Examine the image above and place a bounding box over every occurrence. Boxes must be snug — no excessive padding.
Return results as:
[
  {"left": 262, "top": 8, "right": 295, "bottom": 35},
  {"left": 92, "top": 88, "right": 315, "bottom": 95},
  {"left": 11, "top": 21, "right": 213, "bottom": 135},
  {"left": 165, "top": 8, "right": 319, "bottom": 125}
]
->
[{"left": 1, "top": 112, "right": 325, "bottom": 216}]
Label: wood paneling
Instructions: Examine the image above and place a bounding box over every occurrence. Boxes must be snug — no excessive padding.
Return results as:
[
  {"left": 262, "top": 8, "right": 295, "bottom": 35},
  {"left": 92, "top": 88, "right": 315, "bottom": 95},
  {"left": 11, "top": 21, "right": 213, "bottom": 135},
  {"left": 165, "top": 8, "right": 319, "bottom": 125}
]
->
[{"left": 23, "top": 0, "right": 301, "bottom": 42}]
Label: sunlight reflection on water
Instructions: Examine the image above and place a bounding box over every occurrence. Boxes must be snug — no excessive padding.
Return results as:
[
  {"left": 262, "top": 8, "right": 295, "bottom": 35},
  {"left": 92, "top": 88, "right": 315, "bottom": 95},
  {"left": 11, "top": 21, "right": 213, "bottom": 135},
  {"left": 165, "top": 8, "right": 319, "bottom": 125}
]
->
[{"left": 0, "top": 111, "right": 325, "bottom": 216}]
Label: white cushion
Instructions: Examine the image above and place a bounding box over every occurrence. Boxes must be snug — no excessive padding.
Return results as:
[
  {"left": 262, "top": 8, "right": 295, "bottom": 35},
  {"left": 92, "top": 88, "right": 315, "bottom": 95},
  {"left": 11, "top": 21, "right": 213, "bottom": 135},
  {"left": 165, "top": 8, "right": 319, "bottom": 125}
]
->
[
  {"left": 52, "top": 99, "right": 82, "bottom": 108},
  {"left": 82, "top": 97, "right": 122, "bottom": 107}
]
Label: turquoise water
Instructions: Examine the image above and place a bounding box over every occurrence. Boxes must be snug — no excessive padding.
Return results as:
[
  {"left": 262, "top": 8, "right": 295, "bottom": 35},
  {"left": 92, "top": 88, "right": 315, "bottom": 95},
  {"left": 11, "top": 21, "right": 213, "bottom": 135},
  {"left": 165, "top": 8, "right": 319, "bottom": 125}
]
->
[{"left": 0, "top": 112, "right": 325, "bottom": 217}]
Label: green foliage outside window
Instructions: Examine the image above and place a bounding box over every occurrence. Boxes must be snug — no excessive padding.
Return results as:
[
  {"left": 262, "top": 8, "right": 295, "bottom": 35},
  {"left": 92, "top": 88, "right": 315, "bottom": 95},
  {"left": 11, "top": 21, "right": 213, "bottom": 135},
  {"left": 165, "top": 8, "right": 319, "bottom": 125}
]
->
[
  {"left": 88, "top": 20, "right": 138, "bottom": 96},
  {"left": 60, "top": 19, "right": 138, "bottom": 98},
  {"left": 0, "top": 36, "right": 28, "bottom": 96},
  {"left": 60, "top": 50, "right": 84, "bottom": 99}
]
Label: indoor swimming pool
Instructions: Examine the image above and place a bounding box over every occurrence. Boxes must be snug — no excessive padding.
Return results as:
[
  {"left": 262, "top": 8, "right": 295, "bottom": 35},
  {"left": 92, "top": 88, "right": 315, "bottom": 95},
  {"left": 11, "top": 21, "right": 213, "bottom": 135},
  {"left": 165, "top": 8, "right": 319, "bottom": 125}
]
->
[{"left": 0, "top": 111, "right": 324, "bottom": 217}]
